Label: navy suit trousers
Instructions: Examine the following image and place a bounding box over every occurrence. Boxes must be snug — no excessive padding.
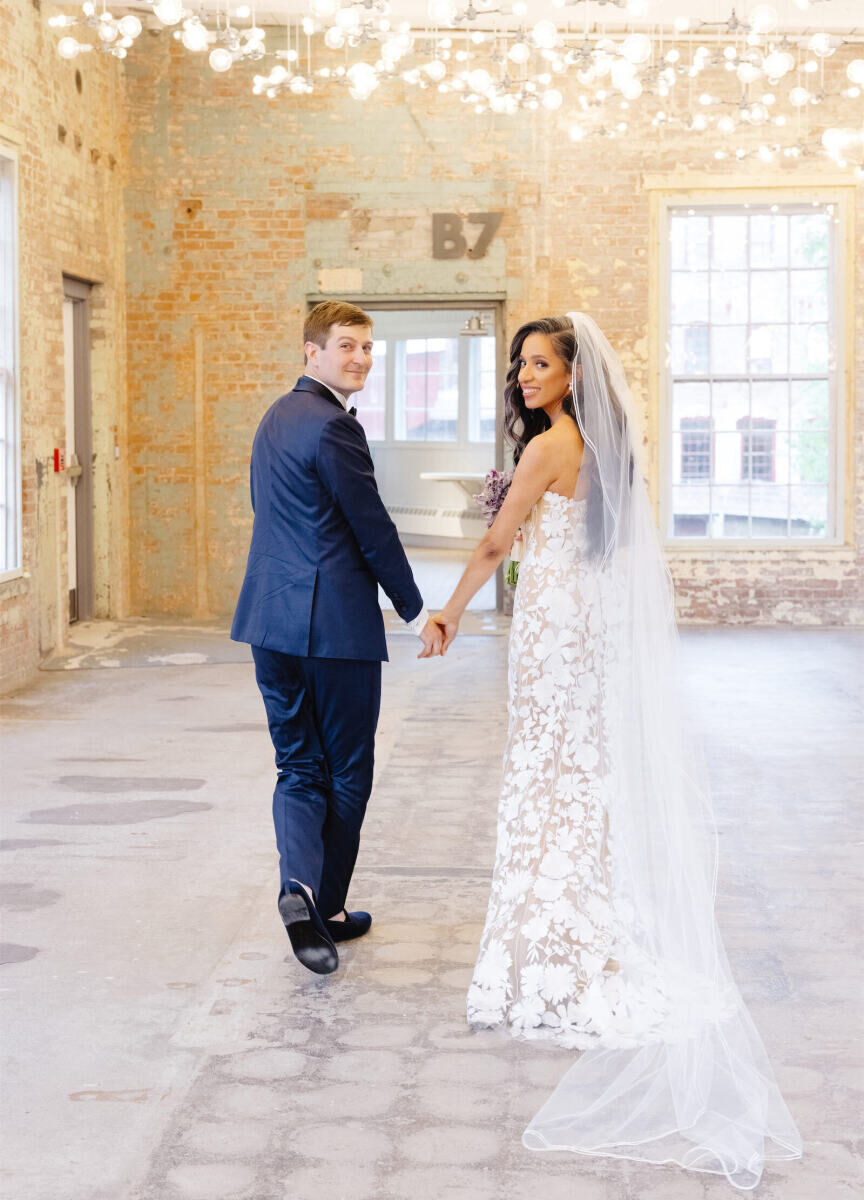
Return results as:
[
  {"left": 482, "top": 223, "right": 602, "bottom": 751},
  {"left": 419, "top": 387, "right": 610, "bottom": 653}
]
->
[{"left": 251, "top": 646, "right": 382, "bottom": 919}]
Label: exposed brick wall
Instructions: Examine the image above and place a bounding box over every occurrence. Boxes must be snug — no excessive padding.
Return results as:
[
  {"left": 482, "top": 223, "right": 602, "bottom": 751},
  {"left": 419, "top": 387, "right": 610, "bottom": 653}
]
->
[
  {"left": 0, "top": 0, "right": 129, "bottom": 693},
  {"left": 2, "top": 10, "right": 861, "bottom": 698},
  {"left": 123, "top": 32, "right": 862, "bottom": 626}
]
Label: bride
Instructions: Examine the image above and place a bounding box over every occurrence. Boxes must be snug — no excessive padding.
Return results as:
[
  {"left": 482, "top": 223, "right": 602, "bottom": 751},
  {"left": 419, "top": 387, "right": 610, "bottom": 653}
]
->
[{"left": 433, "top": 313, "right": 802, "bottom": 1190}]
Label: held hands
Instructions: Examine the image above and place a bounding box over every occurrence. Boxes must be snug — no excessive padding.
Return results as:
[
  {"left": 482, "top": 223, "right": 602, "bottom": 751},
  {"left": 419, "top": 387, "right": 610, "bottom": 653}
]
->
[
  {"left": 417, "top": 618, "right": 444, "bottom": 659},
  {"left": 416, "top": 614, "right": 460, "bottom": 658},
  {"left": 432, "top": 612, "right": 459, "bottom": 655}
]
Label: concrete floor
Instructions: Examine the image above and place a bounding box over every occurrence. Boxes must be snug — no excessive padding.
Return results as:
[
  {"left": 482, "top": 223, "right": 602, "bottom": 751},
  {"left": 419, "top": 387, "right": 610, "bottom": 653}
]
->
[{"left": 0, "top": 623, "right": 861, "bottom": 1200}]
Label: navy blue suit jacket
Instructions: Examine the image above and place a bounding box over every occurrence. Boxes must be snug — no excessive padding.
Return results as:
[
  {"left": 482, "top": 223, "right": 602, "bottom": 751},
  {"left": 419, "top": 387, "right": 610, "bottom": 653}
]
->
[{"left": 231, "top": 376, "right": 423, "bottom": 662}]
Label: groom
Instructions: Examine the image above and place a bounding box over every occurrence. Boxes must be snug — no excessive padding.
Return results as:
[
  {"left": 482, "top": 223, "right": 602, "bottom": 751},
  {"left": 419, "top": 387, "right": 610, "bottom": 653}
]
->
[{"left": 231, "top": 300, "right": 443, "bottom": 975}]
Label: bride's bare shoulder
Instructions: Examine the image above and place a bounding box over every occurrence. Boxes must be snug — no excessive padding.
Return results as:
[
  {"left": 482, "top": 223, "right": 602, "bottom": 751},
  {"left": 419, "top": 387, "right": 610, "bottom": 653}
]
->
[{"left": 540, "top": 420, "right": 584, "bottom": 461}]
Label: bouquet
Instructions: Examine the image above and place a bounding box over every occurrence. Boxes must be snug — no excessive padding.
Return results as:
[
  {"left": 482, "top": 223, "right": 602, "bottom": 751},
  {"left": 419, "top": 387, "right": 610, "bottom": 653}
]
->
[{"left": 473, "top": 469, "right": 522, "bottom": 587}]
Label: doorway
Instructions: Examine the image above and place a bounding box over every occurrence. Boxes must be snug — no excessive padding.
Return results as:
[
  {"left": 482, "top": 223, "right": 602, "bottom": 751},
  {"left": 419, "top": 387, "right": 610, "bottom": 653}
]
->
[
  {"left": 62, "top": 277, "right": 94, "bottom": 624},
  {"left": 357, "top": 303, "right": 503, "bottom": 544}
]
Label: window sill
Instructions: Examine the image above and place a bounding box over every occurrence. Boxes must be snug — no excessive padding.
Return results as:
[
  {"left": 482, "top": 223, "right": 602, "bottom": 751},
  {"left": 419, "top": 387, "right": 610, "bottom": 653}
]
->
[
  {"left": 663, "top": 541, "right": 852, "bottom": 556},
  {"left": 0, "top": 569, "right": 28, "bottom": 592}
]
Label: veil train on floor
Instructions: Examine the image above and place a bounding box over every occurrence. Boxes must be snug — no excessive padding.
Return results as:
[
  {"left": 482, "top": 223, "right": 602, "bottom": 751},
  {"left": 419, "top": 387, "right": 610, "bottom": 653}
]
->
[{"left": 521, "top": 313, "right": 802, "bottom": 1191}]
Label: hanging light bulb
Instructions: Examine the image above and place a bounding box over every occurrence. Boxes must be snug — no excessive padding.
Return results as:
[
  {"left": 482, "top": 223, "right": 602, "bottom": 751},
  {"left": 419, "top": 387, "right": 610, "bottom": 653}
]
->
[
  {"left": 508, "top": 41, "right": 530, "bottom": 65},
  {"left": 808, "top": 33, "right": 835, "bottom": 58},
  {"left": 748, "top": 5, "right": 778, "bottom": 34},
  {"left": 57, "top": 36, "right": 81, "bottom": 59},
  {"left": 209, "top": 47, "right": 233, "bottom": 72},
  {"left": 347, "top": 61, "right": 378, "bottom": 100},
  {"left": 789, "top": 86, "right": 810, "bottom": 107},
  {"left": 181, "top": 19, "right": 209, "bottom": 52},
  {"left": 737, "top": 61, "right": 762, "bottom": 85},
  {"left": 311, "top": 0, "right": 339, "bottom": 16},
  {"left": 762, "top": 50, "right": 794, "bottom": 79},
  {"left": 324, "top": 26, "right": 345, "bottom": 50},
  {"left": 154, "top": 0, "right": 184, "bottom": 27},
  {"left": 467, "top": 67, "right": 492, "bottom": 93},
  {"left": 610, "top": 58, "right": 637, "bottom": 91},
  {"left": 746, "top": 101, "right": 769, "bottom": 124},
  {"left": 117, "top": 14, "right": 142, "bottom": 39},
  {"left": 424, "top": 60, "right": 446, "bottom": 82},
  {"left": 427, "top": 0, "right": 455, "bottom": 22},
  {"left": 531, "top": 20, "right": 558, "bottom": 50},
  {"left": 847, "top": 60, "right": 864, "bottom": 86},
  {"left": 621, "top": 33, "right": 651, "bottom": 65},
  {"left": 98, "top": 21, "right": 118, "bottom": 43},
  {"left": 542, "top": 88, "right": 563, "bottom": 110}
]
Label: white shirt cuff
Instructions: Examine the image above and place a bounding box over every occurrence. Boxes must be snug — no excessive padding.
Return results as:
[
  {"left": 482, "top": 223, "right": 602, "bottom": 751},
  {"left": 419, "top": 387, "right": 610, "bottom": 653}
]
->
[{"left": 404, "top": 607, "right": 430, "bottom": 637}]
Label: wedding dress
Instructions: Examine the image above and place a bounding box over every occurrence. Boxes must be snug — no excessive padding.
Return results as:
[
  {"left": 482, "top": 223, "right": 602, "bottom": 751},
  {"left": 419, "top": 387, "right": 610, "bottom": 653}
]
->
[{"left": 467, "top": 313, "right": 802, "bottom": 1190}]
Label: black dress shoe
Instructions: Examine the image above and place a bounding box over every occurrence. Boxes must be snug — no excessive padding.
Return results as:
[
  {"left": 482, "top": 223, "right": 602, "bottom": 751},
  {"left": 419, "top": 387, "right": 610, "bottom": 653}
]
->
[
  {"left": 325, "top": 910, "right": 372, "bottom": 943},
  {"left": 278, "top": 884, "right": 338, "bottom": 975}
]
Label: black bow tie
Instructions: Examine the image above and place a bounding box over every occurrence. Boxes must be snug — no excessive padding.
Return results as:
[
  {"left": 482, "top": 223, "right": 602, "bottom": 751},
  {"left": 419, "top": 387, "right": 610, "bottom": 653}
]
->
[{"left": 348, "top": 406, "right": 357, "bottom": 418}]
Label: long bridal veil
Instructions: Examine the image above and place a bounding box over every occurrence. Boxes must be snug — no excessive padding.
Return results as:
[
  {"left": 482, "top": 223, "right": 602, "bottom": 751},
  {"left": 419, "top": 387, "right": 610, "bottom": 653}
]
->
[{"left": 521, "top": 313, "right": 802, "bottom": 1189}]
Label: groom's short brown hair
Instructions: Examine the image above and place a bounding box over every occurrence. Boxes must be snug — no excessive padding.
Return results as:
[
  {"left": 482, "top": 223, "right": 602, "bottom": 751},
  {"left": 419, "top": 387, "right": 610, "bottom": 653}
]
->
[{"left": 304, "top": 301, "right": 373, "bottom": 361}]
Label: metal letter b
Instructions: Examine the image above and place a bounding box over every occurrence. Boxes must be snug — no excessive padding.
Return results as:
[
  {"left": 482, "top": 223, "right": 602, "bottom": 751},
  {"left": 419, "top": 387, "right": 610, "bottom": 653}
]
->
[{"left": 432, "top": 213, "right": 467, "bottom": 259}]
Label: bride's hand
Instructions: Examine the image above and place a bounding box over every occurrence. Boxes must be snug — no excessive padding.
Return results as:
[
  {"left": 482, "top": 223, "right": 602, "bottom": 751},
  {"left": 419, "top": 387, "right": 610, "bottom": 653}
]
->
[{"left": 433, "top": 612, "right": 459, "bottom": 655}]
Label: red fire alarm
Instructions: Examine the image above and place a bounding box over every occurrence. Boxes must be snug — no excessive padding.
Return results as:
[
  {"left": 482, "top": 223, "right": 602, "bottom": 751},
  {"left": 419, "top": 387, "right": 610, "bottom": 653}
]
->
[{"left": 53, "top": 448, "right": 66, "bottom": 472}]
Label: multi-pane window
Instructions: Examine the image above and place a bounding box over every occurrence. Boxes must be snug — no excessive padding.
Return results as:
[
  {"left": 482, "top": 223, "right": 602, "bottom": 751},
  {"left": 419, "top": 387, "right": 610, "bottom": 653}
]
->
[
  {"left": 395, "top": 337, "right": 459, "bottom": 441},
  {"left": 680, "top": 416, "right": 713, "bottom": 481},
  {"left": 355, "top": 308, "right": 496, "bottom": 445},
  {"left": 738, "top": 417, "right": 776, "bottom": 482},
  {"left": 667, "top": 202, "right": 837, "bottom": 541},
  {"left": 0, "top": 151, "right": 19, "bottom": 576}
]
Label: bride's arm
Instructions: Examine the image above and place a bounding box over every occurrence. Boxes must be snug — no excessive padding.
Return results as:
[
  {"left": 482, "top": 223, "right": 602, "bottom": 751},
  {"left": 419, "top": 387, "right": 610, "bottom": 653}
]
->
[{"left": 434, "top": 438, "right": 555, "bottom": 651}]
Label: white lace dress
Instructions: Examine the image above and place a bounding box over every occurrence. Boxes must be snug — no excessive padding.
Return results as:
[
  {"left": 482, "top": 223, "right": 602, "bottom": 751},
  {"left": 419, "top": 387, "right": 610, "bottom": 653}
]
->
[{"left": 467, "top": 491, "right": 666, "bottom": 1049}]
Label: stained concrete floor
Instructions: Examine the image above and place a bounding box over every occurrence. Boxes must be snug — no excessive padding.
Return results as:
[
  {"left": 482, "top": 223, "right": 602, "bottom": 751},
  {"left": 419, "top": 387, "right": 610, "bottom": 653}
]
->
[{"left": 0, "top": 623, "right": 861, "bottom": 1200}]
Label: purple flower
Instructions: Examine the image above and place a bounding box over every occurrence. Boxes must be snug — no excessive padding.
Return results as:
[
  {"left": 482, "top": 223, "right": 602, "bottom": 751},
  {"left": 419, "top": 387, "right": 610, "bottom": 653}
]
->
[{"left": 473, "top": 468, "right": 513, "bottom": 528}]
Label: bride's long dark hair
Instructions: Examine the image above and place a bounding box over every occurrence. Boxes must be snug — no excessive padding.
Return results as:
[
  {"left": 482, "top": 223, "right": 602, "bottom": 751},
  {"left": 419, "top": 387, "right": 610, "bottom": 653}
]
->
[
  {"left": 503, "top": 317, "right": 580, "bottom": 463},
  {"left": 503, "top": 315, "right": 633, "bottom": 557}
]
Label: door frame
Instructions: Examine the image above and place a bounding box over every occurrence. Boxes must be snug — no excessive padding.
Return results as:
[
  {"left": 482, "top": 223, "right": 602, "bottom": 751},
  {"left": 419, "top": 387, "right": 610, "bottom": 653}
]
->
[{"left": 63, "top": 275, "right": 94, "bottom": 623}]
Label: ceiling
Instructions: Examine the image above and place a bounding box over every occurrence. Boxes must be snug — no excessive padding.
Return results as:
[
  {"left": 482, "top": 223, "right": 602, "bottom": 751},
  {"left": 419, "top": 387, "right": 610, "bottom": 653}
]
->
[{"left": 46, "top": 0, "right": 864, "bottom": 35}]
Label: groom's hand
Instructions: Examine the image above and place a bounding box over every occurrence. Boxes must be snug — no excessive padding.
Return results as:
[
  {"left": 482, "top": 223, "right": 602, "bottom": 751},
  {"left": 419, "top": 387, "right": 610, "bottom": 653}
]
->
[
  {"left": 417, "top": 619, "right": 444, "bottom": 659},
  {"left": 433, "top": 614, "right": 459, "bottom": 655}
]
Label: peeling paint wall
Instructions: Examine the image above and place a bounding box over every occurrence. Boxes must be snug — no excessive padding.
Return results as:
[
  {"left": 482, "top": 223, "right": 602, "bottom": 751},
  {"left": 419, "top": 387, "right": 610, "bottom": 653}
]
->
[
  {"left": 123, "top": 35, "right": 861, "bottom": 626},
  {"left": 0, "top": 0, "right": 130, "bottom": 693},
  {"left": 2, "top": 13, "right": 861, "bottom": 699}
]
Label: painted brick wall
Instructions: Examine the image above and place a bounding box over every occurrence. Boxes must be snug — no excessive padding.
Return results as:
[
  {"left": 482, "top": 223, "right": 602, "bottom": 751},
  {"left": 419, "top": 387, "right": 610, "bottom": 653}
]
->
[
  {"left": 123, "top": 33, "right": 862, "bottom": 627},
  {"left": 2, "top": 13, "right": 861, "bottom": 698},
  {"left": 0, "top": 0, "right": 130, "bottom": 693}
]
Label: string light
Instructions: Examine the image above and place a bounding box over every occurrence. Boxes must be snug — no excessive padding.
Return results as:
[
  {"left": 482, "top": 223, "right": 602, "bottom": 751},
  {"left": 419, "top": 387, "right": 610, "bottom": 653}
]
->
[{"left": 46, "top": 2, "right": 864, "bottom": 172}]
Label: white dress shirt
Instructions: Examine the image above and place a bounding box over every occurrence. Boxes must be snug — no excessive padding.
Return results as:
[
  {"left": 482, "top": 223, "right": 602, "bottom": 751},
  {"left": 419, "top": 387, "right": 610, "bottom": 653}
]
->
[{"left": 302, "top": 374, "right": 429, "bottom": 638}]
